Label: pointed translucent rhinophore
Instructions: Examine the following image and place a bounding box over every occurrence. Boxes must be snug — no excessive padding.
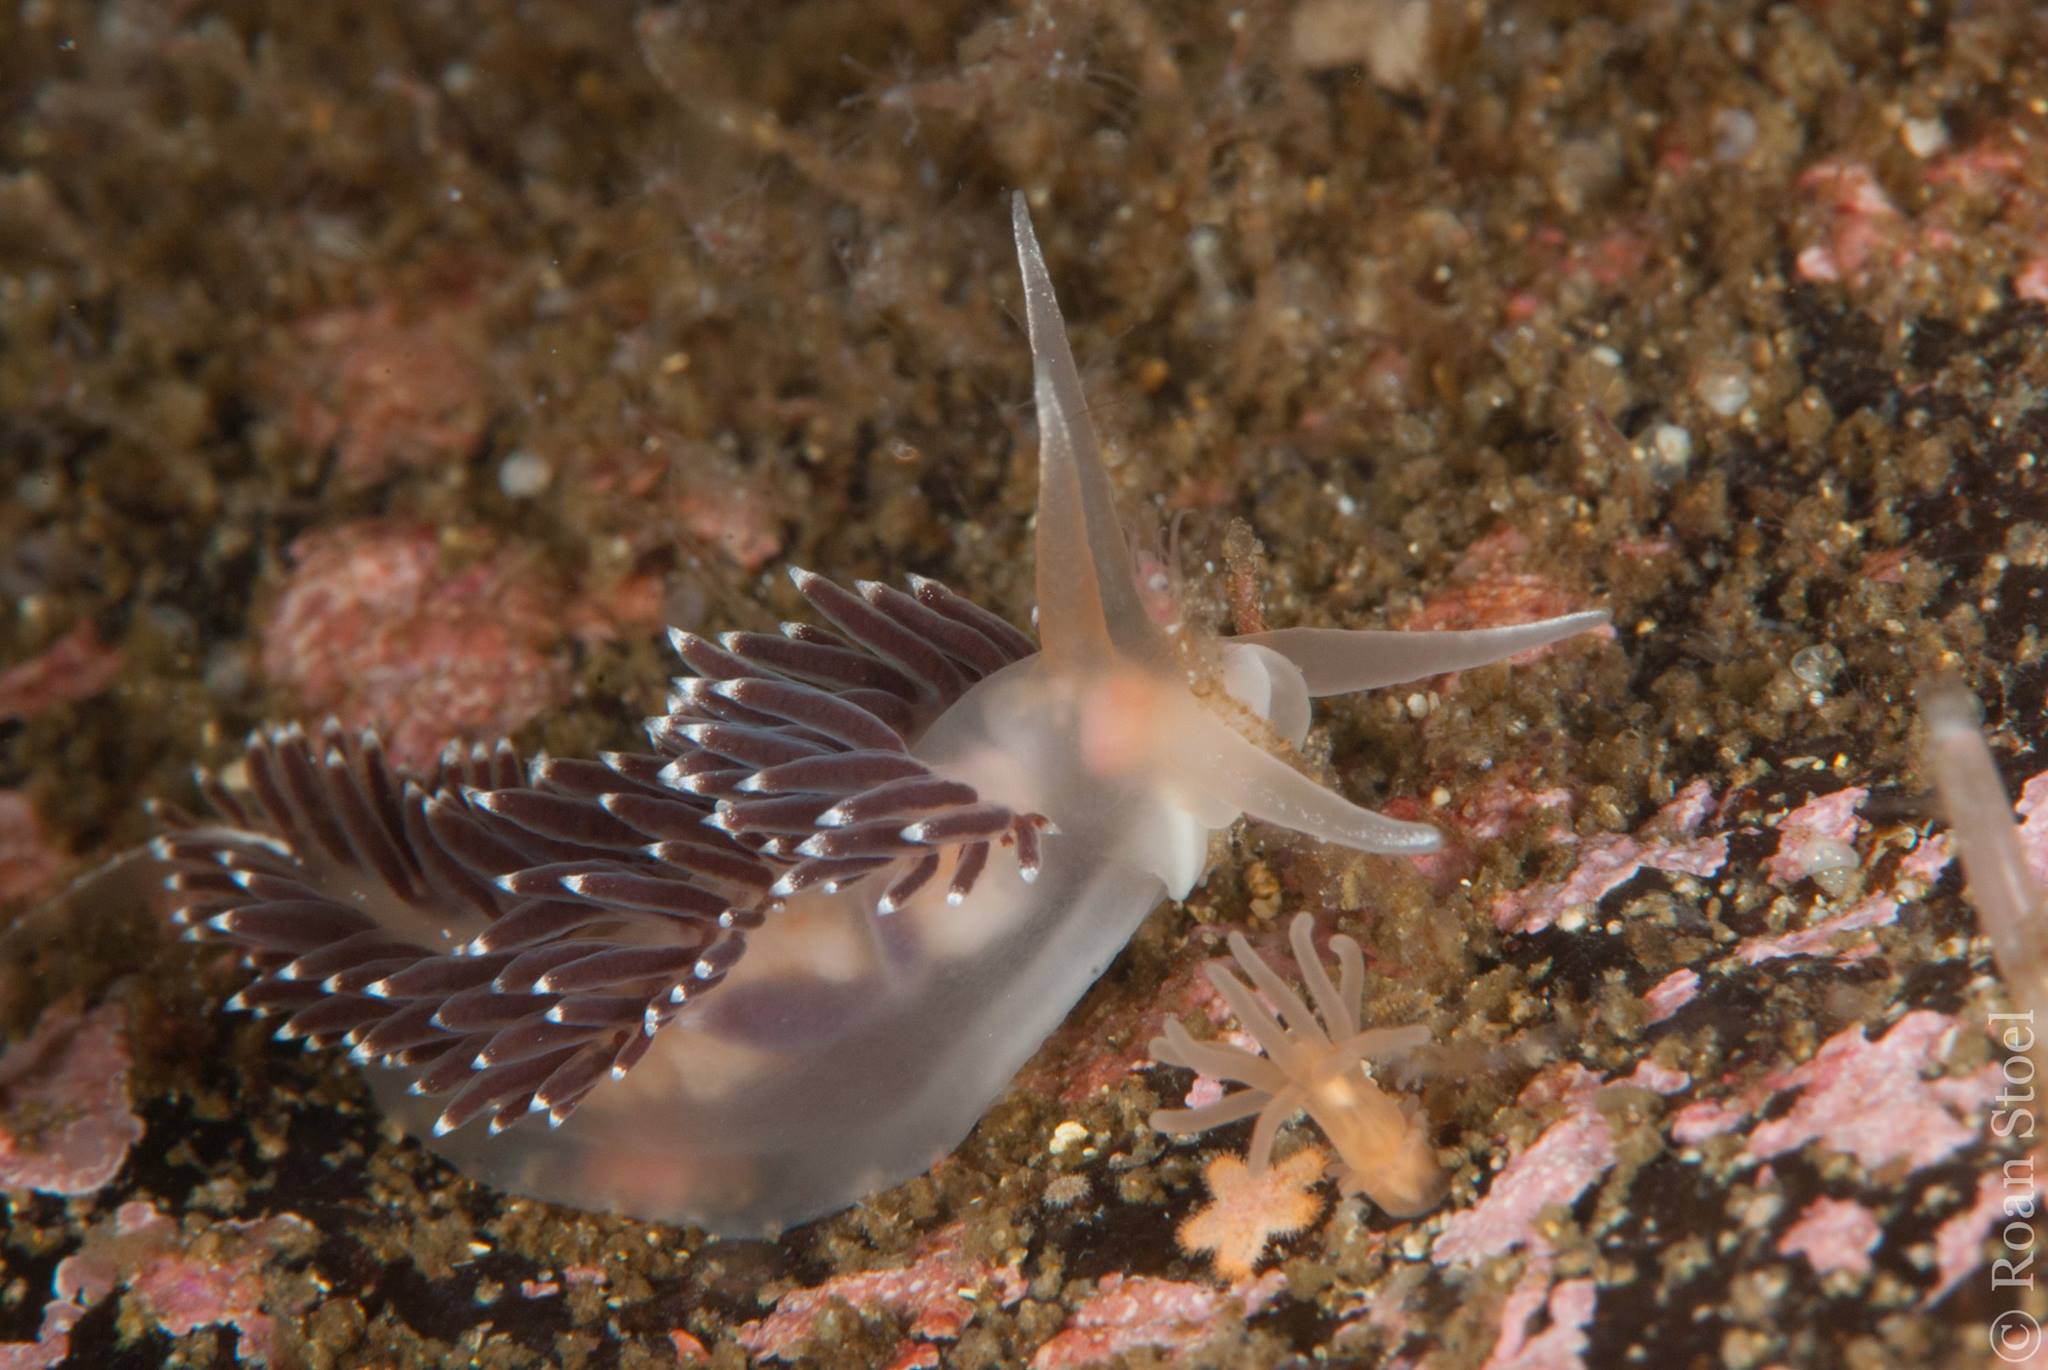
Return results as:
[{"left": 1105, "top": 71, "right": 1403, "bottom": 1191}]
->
[{"left": 1011, "top": 193, "right": 1173, "bottom": 674}]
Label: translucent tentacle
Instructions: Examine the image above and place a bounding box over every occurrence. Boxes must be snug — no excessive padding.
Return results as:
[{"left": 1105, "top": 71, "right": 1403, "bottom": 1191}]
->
[{"left": 1239, "top": 610, "right": 1608, "bottom": 696}]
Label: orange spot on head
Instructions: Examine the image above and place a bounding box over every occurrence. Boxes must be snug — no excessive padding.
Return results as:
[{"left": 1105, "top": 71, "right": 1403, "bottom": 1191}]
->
[{"left": 1079, "top": 671, "right": 1165, "bottom": 777}]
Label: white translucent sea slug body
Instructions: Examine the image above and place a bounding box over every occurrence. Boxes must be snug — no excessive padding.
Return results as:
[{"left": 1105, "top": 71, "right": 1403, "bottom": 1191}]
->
[{"left": 156, "top": 197, "right": 1606, "bottom": 1236}]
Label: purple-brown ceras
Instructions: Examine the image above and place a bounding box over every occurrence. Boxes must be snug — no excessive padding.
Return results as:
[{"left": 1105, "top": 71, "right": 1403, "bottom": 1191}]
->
[{"left": 156, "top": 197, "right": 1609, "bottom": 1237}]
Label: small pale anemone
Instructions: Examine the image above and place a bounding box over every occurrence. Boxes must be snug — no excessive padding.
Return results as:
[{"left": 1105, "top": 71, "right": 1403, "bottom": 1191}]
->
[{"left": 1149, "top": 912, "right": 1448, "bottom": 1218}]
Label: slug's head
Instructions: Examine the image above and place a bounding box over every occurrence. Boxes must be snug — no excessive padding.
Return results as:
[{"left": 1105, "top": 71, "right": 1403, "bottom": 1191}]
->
[{"left": 1009, "top": 195, "right": 1608, "bottom": 869}]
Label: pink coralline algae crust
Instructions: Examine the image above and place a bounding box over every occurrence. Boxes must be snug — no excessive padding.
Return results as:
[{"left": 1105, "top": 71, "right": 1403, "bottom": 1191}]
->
[
  {"left": 284, "top": 298, "right": 488, "bottom": 487},
  {"left": 1899, "top": 831, "right": 1953, "bottom": 887},
  {"left": 1734, "top": 892, "right": 1899, "bottom": 967},
  {"left": 1669, "top": 1093, "right": 1757, "bottom": 1146},
  {"left": 1028, "top": 1271, "right": 1288, "bottom": 1370},
  {"left": 734, "top": 1223, "right": 1026, "bottom": 1364},
  {"left": 0, "top": 1301, "right": 82, "bottom": 1370},
  {"left": 0, "top": 999, "right": 143, "bottom": 1196},
  {"left": 1643, "top": 968, "right": 1700, "bottom": 1024},
  {"left": 1671, "top": 1012, "right": 2000, "bottom": 1174},
  {"left": 1762, "top": 787, "right": 1868, "bottom": 886},
  {"left": 258, "top": 521, "right": 569, "bottom": 769},
  {"left": 0, "top": 791, "right": 62, "bottom": 907},
  {"left": 1794, "top": 129, "right": 2048, "bottom": 302},
  {"left": 1527, "top": 220, "right": 1652, "bottom": 297},
  {"left": 1747, "top": 1012, "right": 1999, "bottom": 1171},
  {"left": 1777, "top": 1196, "right": 1883, "bottom": 1279},
  {"left": 1926, "top": 1167, "right": 2048, "bottom": 1308},
  {"left": 1403, "top": 770, "right": 1577, "bottom": 890},
  {"left": 583, "top": 438, "right": 787, "bottom": 576},
  {"left": 1, "top": 1201, "right": 315, "bottom": 1367},
  {"left": 1793, "top": 161, "right": 1907, "bottom": 286},
  {"left": 1493, "top": 780, "right": 1725, "bottom": 935},
  {"left": 1458, "top": 776, "right": 1574, "bottom": 843},
  {"left": 1398, "top": 528, "right": 1613, "bottom": 682},
  {"left": 1483, "top": 1269, "right": 1597, "bottom": 1370},
  {"left": 0, "top": 622, "right": 122, "bottom": 722},
  {"left": 2013, "top": 771, "right": 2048, "bottom": 885},
  {"left": 674, "top": 481, "right": 785, "bottom": 576},
  {"left": 1028, "top": 940, "right": 1234, "bottom": 1105},
  {"left": 1435, "top": 1061, "right": 1687, "bottom": 1267},
  {"left": 2021, "top": 257, "right": 2048, "bottom": 304},
  {"left": 1924, "top": 130, "right": 2048, "bottom": 301}
]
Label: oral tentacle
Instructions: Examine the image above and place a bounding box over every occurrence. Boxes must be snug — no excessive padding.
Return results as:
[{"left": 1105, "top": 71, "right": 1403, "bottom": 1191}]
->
[{"left": 1238, "top": 610, "right": 1609, "bottom": 697}]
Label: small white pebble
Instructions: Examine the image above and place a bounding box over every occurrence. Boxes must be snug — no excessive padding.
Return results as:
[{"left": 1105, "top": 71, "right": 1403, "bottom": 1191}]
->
[
  {"left": 1697, "top": 367, "right": 1751, "bottom": 417},
  {"left": 1645, "top": 423, "right": 1693, "bottom": 482},
  {"left": 14, "top": 470, "right": 57, "bottom": 512},
  {"left": 1789, "top": 643, "right": 1845, "bottom": 689},
  {"left": 1901, "top": 117, "right": 1949, "bottom": 158},
  {"left": 1711, "top": 108, "right": 1758, "bottom": 161},
  {"left": 498, "top": 450, "right": 553, "bottom": 499}
]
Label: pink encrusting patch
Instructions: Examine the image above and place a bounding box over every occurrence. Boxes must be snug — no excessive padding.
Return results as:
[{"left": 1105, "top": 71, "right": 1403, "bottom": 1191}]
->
[
  {"left": 0, "top": 1000, "right": 143, "bottom": 1196},
  {"left": 1763, "top": 787, "right": 1868, "bottom": 886},
  {"left": 1669, "top": 1013, "right": 2001, "bottom": 1172},
  {"left": 5, "top": 1200, "right": 319, "bottom": 1367},
  {"left": 1926, "top": 1167, "right": 2048, "bottom": 1307},
  {"left": 1793, "top": 161, "right": 1906, "bottom": 285},
  {"left": 1898, "top": 831, "right": 1953, "bottom": 887},
  {"left": 284, "top": 297, "right": 489, "bottom": 488},
  {"left": 0, "top": 622, "right": 122, "bottom": 723},
  {"left": 581, "top": 437, "right": 788, "bottom": 576},
  {"left": 2020, "top": 257, "right": 2048, "bottom": 304},
  {"left": 1735, "top": 892, "right": 1899, "bottom": 966},
  {"left": 258, "top": 521, "right": 570, "bottom": 770},
  {"left": 1398, "top": 528, "right": 1613, "bottom": 686},
  {"left": 1029, "top": 1271, "right": 1288, "bottom": 1370},
  {"left": 1026, "top": 935, "right": 1236, "bottom": 1105},
  {"left": 735, "top": 1223, "right": 1026, "bottom": 1364},
  {"left": 1483, "top": 1269, "right": 1597, "bottom": 1370},
  {"left": 1669, "top": 1094, "right": 1756, "bottom": 1145},
  {"left": 1493, "top": 780, "right": 1725, "bottom": 935},
  {"left": 1643, "top": 968, "right": 1700, "bottom": 1024},
  {"left": 1434, "top": 1061, "right": 1687, "bottom": 1267},
  {"left": 1747, "top": 1012, "right": 2000, "bottom": 1171},
  {"left": 0, "top": 791, "right": 62, "bottom": 907},
  {"left": 1777, "top": 1196, "right": 1883, "bottom": 1278},
  {"left": 2012, "top": 772, "right": 2048, "bottom": 885},
  {"left": 1793, "top": 127, "right": 2048, "bottom": 304}
]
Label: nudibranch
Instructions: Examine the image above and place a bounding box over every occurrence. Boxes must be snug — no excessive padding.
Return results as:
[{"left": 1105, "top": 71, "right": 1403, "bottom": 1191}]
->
[
  {"left": 1150, "top": 913, "right": 1447, "bottom": 1218},
  {"left": 154, "top": 196, "right": 1606, "bottom": 1237}
]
